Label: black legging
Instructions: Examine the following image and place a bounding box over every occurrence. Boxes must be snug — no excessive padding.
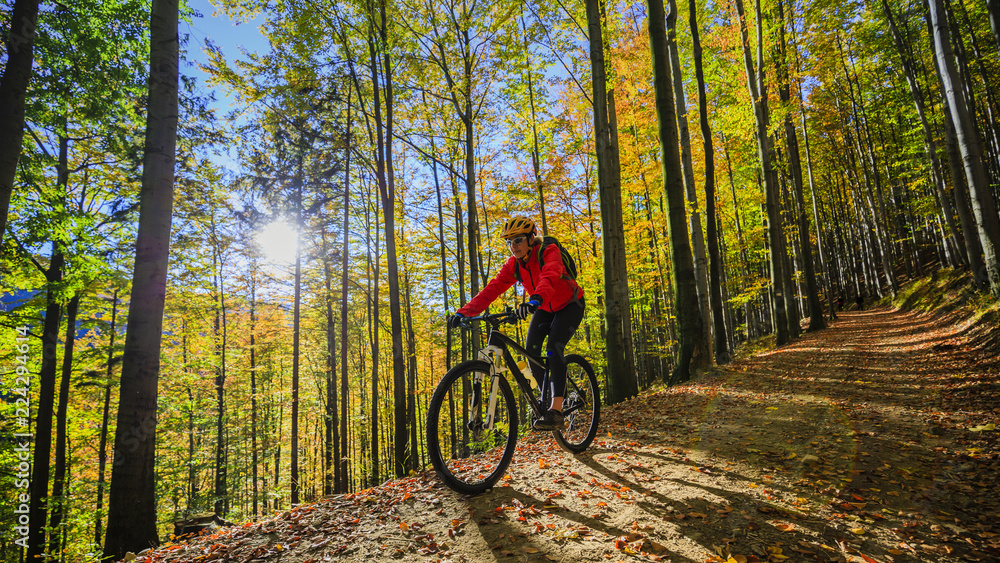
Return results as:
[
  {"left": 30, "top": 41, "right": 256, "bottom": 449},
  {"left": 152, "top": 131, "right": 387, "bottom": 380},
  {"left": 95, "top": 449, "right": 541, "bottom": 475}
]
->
[{"left": 525, "top": 299, "right": 585, "bottom": 399}]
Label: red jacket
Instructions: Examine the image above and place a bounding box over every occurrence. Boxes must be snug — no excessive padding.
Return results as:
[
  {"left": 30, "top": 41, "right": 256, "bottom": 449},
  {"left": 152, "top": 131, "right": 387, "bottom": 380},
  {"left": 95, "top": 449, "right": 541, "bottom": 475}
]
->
[{"left": 457, "top": 241, "right": 584, "bottom": 316}]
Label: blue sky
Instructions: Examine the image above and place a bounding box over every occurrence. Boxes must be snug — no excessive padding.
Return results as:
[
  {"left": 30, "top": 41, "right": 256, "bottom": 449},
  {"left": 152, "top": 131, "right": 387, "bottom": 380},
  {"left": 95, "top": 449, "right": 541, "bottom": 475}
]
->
[
  {"left": 182, "top": 0, "right": 269, "bottom": 173},
  {"left": 183, "top": 0, "right": 268, "bottom": 99}
]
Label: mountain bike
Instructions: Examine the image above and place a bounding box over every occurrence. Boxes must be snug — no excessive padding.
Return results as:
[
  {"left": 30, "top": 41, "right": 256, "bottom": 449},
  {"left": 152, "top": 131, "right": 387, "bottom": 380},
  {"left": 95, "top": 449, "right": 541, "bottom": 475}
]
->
[{"left": 426, "top": 310, "right": 600, "bottom": 495}]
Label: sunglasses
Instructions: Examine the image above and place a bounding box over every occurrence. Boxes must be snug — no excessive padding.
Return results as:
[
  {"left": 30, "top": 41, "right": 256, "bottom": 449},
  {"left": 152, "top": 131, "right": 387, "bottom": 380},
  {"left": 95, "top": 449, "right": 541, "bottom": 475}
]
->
[{"left": 506, "top": 236, "right": 527, "bottom": 246}]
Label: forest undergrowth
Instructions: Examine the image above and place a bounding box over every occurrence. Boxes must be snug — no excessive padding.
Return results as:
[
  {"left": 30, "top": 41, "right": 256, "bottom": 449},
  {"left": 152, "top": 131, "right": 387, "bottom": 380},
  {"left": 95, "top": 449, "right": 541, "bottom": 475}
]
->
[{"left": 135, "top": 282, "right": 1000, "bottom": 563}]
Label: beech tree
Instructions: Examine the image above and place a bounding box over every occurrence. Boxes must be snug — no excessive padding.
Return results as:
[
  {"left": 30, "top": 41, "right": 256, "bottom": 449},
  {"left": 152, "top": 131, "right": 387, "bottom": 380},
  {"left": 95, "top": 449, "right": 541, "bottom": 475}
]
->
[
  {"left": 928, "top": 0, "right": 1000, "bottom": 296},
  {"left": 0, "top": 0, "right": 40, "bottom": 243},
  {"left": 646, "top": 0, "right": 705, "bottom": 382},
  {"left": 104, "top": 0, "right": 180, "bottom": 557},
  {"left": 586, "top": 0, "right": 637, "bottom": 402}
]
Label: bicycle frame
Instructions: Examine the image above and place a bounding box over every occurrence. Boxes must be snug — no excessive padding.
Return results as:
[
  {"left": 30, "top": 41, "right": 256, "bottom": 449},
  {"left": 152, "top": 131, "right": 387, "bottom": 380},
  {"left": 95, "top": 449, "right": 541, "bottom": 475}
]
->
[{"left": 476, "top": 323, "right": 550, "bottom": 430}]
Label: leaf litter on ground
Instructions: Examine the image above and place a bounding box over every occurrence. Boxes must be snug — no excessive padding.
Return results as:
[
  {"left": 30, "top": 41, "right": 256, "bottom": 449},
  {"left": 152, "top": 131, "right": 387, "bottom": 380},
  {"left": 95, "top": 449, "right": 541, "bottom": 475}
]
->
[{"left": 132, "top": 307, "right": 999, "bottom": 563}]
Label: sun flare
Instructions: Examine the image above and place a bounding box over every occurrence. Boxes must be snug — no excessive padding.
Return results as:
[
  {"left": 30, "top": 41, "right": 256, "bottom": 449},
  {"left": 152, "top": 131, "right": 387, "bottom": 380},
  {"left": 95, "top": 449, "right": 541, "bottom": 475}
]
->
[{"left": 257, "top": 220, "right": 298, "bottom": 265}]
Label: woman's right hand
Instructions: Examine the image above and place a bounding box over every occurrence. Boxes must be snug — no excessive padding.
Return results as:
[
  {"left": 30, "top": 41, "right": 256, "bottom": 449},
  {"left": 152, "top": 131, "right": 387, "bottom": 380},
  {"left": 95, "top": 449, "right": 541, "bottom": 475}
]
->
[{"left": 447, "top": 313, "right": 466, "bottom": 329}]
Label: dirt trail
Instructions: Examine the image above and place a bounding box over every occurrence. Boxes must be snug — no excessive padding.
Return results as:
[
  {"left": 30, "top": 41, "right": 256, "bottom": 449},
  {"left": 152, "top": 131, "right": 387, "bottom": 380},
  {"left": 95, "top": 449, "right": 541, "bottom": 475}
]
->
[{"left": 145, "top": 307, "right": 1000, "bottom": 563}]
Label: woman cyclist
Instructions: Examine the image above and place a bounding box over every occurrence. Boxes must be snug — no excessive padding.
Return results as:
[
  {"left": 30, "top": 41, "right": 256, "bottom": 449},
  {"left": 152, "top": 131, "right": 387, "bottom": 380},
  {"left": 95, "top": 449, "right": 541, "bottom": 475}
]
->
[{"left": 448, "top": 216, "right": 585, "bottom": 430}]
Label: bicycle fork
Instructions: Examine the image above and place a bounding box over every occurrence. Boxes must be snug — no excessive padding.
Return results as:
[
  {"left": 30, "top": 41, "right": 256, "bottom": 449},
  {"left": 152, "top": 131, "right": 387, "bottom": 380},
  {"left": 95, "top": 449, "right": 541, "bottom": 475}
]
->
[{"left": 469, "top": 345, "right": 505, "bottom": 432}]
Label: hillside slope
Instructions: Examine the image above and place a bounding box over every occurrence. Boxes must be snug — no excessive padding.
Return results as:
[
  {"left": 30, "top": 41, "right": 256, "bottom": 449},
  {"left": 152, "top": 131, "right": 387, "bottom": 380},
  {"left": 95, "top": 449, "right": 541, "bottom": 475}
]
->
[{"left": 135, "top": 299, "right": 999, "bottom": 562}]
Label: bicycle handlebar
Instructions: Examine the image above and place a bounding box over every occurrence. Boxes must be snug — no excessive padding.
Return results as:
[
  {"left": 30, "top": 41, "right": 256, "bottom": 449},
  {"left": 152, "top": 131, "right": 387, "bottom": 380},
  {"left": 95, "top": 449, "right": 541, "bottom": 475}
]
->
[{"left": 451, "top": 309, "right": 518, "bottom": 329}]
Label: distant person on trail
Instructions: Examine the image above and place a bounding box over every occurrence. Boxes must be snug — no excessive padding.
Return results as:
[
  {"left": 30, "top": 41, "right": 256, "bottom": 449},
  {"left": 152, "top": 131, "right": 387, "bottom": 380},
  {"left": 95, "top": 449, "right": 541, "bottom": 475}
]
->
[
  {"left": 448, "top": 216, "right": 585, "bottom": 431},
  {"left": 836, "top": 295, "right": 844, "bottom": 311},
  {"left": 855, "top": 293, "right": 864, "bottom": 311}
]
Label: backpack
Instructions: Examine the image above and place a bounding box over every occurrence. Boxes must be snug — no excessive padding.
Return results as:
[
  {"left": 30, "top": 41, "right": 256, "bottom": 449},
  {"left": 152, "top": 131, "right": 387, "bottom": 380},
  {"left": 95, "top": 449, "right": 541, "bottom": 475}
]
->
[{"left": 514, "top": 236, "right": 579, "bottom": 284}]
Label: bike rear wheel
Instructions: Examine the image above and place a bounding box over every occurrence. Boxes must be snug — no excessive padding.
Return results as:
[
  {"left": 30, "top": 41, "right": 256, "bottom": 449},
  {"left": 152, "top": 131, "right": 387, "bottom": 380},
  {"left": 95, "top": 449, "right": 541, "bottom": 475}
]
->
[
  {"left": 552, "top": 354, "right": 600, "bottom": 453},
  {"left": 426, "top": 360, "right": 518, "bottom": 494}
]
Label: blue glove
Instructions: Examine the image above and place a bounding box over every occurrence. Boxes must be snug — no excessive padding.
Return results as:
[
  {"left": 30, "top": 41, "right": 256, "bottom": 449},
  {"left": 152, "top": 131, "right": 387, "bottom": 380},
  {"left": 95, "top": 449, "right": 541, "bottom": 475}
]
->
[
  {"left": 448, "top": 313, "right": 466, "bottom": 329},
  {"left": 516, "top": 299, "right": 540, "bottom": 320}
]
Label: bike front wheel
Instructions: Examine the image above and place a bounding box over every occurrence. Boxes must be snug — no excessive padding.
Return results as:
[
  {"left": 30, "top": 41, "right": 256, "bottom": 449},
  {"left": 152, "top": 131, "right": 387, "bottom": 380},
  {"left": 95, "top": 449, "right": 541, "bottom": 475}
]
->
[
  {"left": 553, "top": 354, "right": 600, "bottom": 453},
  {"left": 426, "top": 360, "right": 519, "bottom": 494}
]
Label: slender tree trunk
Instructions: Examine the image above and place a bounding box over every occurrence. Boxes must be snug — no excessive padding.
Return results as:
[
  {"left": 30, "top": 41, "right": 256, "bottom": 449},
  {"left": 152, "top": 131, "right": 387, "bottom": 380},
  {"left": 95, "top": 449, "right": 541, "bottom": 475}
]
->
[
  {"left": 291, "top": 175, "right": 303, "bottom": 505},
  {"left": 213, "top": 254, "right": 228, "bottom": 516},
  {"left": 689, "top": 0, "right": 729, "bottom": 362},
  {"left": 249, "top": 278, "right": 259, "bottom": 516},
  {"left": 340, "top": 91, "right": 352, "bottom": 494},
  {"left": 800, "top": 106, "right": 836, "bottom": 320},
  {"left": 49, "top": 294, "right": 80, "bottom": 556},
  {"left": 426, "top": 96, "right": 452, "bottom": 380},
  {"left": 587, "top": 0, "right": 638, "bottom": 401},
  {"left": 647, "top": 0, "right": 705, "bottom": 384},
  {"left": 323, "top": 230, "right": 339, "bottom": 496},
  {"left": 882, "top": 0, "right": 966, "bottom": 267},
  {"left": 839, "top": 41, "right": 898, "bottom": 296},
  {"left": 929, "top": 0, "right": 1000, "bottom": 294},
  {"left": 0, "top": 0, "right": 40, "bottom": 243},
  {"left": 521, "top": 13, "right": 548, "bottom": 235},
  {"left": 104, "top": 0, "right": 178, "bottom": 556},
  {"left": 940, "top": 82, "right": 985, "bottom": 274},
  {"left": 734, "top": 0, "right": 789, "bottom": 344},
  {"left": 367, "top": 1, "right": 408, "bottom": 478},
  {"left": 94, "top": 290, "right": 118, "bottom": 544},
  {"left": 667, "top": 0, "right": 713, "bottom": 361},
  {"left": 39, "top": 132, "right": 71, "bottom": 560},
  {"left": 952, "top": 0, "right": 1000, "bottom": 186},
  {"left": 776, "top": 0, "right": 824, "bottom": 331},
  {"left": 988, "top": 0, "right": 1000, "bottom": 57},
  {"left": 27, "top": 254, "right": 64, "bottom": 561},
  {"left": 404, "top": 270, "right": 418, "bottom": 472},
  {"left": 720, "top": 133, "right": 757, "bottom": 338},
  {"left": 369, "top": 177, "right": 382, "bottom": 486}
]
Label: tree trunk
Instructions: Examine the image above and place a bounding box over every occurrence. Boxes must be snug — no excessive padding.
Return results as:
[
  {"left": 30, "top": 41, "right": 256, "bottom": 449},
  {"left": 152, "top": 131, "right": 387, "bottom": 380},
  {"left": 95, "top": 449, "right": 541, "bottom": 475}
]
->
[
  {"left": 838, "top": 41, "right": 899, "bottom": 297},
  {"left": 988, "top": 0, "right": 1000, "bottom": 57},
  {"left": 404, "top": 270, "right": 419, "bottom": 472},
  {"left": 0, "top": 0, "right": 40, "bottom": 243},
  {"left": 323, "top": 230, "right": 338, "bottom": 496},
  {"left": 94, "top": 290, "right": 118, "bottom": 544},
  {"left": 49, "top": 294, "right": 80, "bottom": 556},
  {"left": 291, "top": 175, "right": 303, "bottom": 505},
  {"left": 366, "top": 1, "right": 408, "bottom": 478},
  {"left": 213, "top": 251, "right": 228, "bottom": 516},
  {"left": 368, "top": 156, "right": 382, "bottom": 487},
  {"left": 587, "top": 0, "right": 638, "bottom": 401},
  {"left": 250, "top": 277, "right": 259, "bottom": 516},
  {"left": 952, "top": 0, "right": 1000, "bottom": 187},
  {"left": 340, "top": 90, "right": 353, "bottom": 494},
  {"left": 521, "top": 13, "right": 548, "bottom": 235},
  {"left": 646, "top": 0, "right": 705, "bottom": 384},
  {"left": 928, "top": 0, "right": 1000, "bottom": 295},
  {"left": 799, "top": 102, "right": 836, "bottom": 321},
  {"left": 689, "top": 0, "right": 729, "bottom": 363},
  {"left": 667, "top": 0, "right": 713, "bottom": 361},
  {"left": 776, "top": 0, "right": 824, "bottom": 331},
  {"left": 940, "top": 82, "right": 986, "bottom": 275},
  {"left": 882, "top": 0, "right": 966, "bottom": 267},
  {"left": 104, "top": 0, "right": 178, "bottom": 556},
  {"left": 734, "top": 0, "right": 789, "bottom": 344},
  {"left": 27, "top": 253, "right": 63, "bottom": 561}
]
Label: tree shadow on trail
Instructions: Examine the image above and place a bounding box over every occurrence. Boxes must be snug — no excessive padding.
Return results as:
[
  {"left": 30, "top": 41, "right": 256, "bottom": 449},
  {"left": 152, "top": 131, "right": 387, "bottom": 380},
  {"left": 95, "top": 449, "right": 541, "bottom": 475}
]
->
[
  {"left": 571, "top": 448, "right": 879, "bottom": 563},
  {"left": 465, "top": 485, "right": 690, "bottom": 562},
  {"left": 589, "top": 306, "right": 1000, "bottom": 561}
]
